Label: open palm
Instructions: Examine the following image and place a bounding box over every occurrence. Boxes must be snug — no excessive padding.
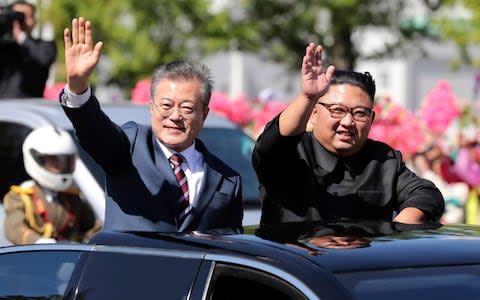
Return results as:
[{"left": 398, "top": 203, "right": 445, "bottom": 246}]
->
[
  {"left": 64, "top": 17, "right": 103, "bottom": 93},
  {"left": 301, "top": 43, "right": 335, "bottom": 100}
]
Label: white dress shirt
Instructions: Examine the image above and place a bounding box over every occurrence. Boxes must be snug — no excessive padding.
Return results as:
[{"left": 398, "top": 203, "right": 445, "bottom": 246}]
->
[{"left": 60, "top": 84, "right": 91, "bottom": 107}]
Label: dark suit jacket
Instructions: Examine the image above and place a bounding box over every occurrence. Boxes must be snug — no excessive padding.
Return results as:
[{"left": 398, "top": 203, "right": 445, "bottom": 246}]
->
[{"left": 62, "top": 94, "right": 243, "bottom": 233}]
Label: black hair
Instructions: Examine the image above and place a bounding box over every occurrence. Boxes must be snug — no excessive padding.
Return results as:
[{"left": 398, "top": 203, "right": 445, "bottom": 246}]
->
[{"left": 330, "top": 70, "right": 376, "bottom": 102}]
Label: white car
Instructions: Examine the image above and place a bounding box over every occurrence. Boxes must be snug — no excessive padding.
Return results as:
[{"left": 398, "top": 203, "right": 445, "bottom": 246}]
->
[{"left": 0, "top": 99, "right": 260, "bottom": 245}]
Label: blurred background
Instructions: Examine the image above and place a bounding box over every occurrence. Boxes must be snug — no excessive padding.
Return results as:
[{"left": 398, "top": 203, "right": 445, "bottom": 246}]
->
[{"left": 3, "top": 0, "right": 477, "bottom": 106}]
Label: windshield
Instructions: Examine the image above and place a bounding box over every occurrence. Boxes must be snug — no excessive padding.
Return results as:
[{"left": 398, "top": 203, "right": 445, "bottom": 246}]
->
[{"left": 198, "top": 127, "right": 258, "bottom": 204}]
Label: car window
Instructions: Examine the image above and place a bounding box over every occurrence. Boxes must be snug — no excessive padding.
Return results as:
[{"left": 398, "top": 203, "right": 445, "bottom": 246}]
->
[
  {"left": 0, "top": 250, "right": 81, "bottom": 298},
  {"left": 199, "top": 127, "right": 258, "bottom": 204},
  {"left": 0, "top": 122, "right": 31, "bottom": 198},
  {"left": 76, "top": 251, "right": 203, "bottom": 299},
  {"left": 206, "top": 263, "right": 308, "bottom": 300}
]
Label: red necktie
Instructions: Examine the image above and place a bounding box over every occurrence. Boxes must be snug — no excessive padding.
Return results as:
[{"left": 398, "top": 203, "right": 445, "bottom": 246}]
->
[{"left": 169, "top": 154, "right": 190, "bottom": 226}]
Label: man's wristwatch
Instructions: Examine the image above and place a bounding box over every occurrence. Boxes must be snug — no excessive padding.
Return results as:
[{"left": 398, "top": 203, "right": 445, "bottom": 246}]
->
[{"left": 60, "top": 89, "right": 70, "bottom": 105}]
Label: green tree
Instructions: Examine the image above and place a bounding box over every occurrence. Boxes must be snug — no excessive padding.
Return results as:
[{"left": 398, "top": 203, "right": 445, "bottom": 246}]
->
[
  {"left": 41, "top": 0, "right": 454, "bottom": 96},
  {"left": 44, "top": 0, "right": 249, "bottom": 96},
  {"left": 240, "top": 0, "right": 446, "bottom": 70},
  {"left": 431, "top": 0, "right": 480, "bottom": 68}
]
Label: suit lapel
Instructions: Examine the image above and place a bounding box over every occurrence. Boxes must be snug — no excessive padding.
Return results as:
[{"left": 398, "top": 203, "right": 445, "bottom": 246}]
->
[
  {"left": 152, "top": 134, "right": 180, "bottom": 185},
  {"left": 151, "top": 134, "right": 183, "bottom": 224}
]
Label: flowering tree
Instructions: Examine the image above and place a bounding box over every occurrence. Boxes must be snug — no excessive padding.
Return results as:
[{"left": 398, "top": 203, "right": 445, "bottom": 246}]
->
[
  {"left": 210, "top": 93, "right": 254, "bottom": 126},
  {"left": 251, "top": 101, "right": 287, "bottom": 136},
  {"left": 209, "top": 91, "right": 288, "bottom": 137},
  {"left": 419, "top": 80, "right": 461, "bottom": 135},
  {"left": 131, "top": 79, "right": 152, "bottom": 104},
  {"left": 369, "top": 96, "right": 426, "bottom": 160}
]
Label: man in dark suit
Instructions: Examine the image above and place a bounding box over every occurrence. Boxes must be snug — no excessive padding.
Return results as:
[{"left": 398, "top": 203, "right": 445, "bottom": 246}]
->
[
  {"left": 59, "top": 17, "right": 243, "bottom": 233},
  {"left": 0, "top": 0, "right": 57, "bottom": 98},
  {"left": 253, "top": 43, "right": 444, "bottom": 225}
]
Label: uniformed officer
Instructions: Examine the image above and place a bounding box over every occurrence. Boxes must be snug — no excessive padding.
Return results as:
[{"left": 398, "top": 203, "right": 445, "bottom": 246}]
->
[{"left": 3, "top": 126, "right": 102, "bottom": 244}]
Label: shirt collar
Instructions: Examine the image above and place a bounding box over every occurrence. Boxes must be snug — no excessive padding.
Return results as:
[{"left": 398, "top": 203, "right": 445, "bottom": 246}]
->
[
  {"left": 311, "top": 136, "right": 363, "bottom": 174},
  {"left": 312, "top": 139, "right": 339, "bottom": 173},
  {"left": 158, "top": 140, "right": 200, "bottom": 167}
]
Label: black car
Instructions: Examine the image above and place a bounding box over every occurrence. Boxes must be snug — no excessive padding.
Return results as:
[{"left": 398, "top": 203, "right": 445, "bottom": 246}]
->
[{"left": 1, "top": 220, "right": 480, "bottom": 300}]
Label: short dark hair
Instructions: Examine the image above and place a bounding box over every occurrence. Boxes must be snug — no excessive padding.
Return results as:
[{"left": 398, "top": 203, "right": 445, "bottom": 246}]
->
[
  {"left": 330, "top": 70, "right": 376, "bottom": 102},
  {"left": 150, "top": 60, "right": 214, "bottom": 107}
]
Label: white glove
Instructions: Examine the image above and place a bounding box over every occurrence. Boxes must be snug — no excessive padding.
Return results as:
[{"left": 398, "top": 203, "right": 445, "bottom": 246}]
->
[{"left": 35, "top": 237, "right": 57, "bottom": 244}]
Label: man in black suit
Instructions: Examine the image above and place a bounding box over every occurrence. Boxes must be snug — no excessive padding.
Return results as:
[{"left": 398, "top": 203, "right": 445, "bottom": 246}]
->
[
  {"left": 59, "top": 17, "right": 243, "bottom": 233},
  {"left": 253, "top": 43, "right": 444, "bottom": 225},
  {"left": 0, "top": 0, "right": 57, "bottom": 98}
]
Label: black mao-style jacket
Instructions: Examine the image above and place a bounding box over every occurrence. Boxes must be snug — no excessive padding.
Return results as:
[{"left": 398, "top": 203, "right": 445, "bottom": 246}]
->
[{"left": 253, "top": 115, "right": 445, "bottom": 224}]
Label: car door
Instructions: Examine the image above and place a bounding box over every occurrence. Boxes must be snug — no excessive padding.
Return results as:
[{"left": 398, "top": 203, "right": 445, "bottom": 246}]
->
[{"left": 73, "top": 246, "right": 205, "bottom": 299}]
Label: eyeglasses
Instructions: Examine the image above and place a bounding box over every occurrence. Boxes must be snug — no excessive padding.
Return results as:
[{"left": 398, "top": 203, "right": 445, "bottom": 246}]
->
[
  {"left": 317, "top": 102, "right": 372, "bottom": 122},
  {"left": 151, "top": 100, "right": 200, "bottom": 120}
]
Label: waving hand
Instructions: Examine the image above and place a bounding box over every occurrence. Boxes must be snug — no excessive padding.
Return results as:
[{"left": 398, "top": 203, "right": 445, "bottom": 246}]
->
[
  {"left": 301, "top": 43, "right": 335, "bottom": 101},
  {"left": 64, "top": 17, "right": 103, "bottom": 94},
  {"left": 277, "top": 43, "right": 335, "bottom": 136}
]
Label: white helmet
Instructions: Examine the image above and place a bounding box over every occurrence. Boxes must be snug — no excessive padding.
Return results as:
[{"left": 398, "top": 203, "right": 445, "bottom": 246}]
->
[{"left": 22, "top": 126, "right": 78, "bottom": 191}]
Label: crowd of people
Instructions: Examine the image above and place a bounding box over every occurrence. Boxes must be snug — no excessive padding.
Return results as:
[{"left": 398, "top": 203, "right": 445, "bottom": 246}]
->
[
  {"left": 407, "top": 121, "right": 480, "bottom": 224},
  {"left": 2, "top": 10, "right": 480, "bottom": 245},
  {"left": 338, "top": 80, "right": 480, "bottom": 224}
]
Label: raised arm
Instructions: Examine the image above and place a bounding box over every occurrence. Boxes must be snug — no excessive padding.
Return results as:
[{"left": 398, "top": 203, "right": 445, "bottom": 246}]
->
[
  {"left": 64, "top": 17, "right": 103, "bottom": 94},
  {"left": 279, "top": 43, "right": 335, "bottom": 136},
  {"left": 62, "top": 18, "right": 129, "bottom": 173},
  {"left": 393, "top": 207, "right": 427, "bottom": 224}
]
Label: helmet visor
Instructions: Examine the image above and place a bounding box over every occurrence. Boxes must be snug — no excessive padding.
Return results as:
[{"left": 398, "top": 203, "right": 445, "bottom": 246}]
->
[{"left": 30, "top": 149, "right": 76, "bottom": 174}]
